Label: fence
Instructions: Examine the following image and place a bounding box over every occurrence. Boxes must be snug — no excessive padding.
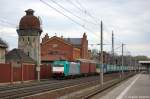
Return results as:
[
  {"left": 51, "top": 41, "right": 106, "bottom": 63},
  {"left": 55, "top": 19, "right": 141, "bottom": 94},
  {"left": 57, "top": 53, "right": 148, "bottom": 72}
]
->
[
  {"left": 0, "top": 63, "right": 36, "bottom": 83},
  {"left": 0, "top": 63, "right": 53, "bottom": 83},
  {"left": 0, "top": 63, "right": 11, "bottom": 83},
  {"left": 40, "top": 64, "right": 52, "bottom": 79}
]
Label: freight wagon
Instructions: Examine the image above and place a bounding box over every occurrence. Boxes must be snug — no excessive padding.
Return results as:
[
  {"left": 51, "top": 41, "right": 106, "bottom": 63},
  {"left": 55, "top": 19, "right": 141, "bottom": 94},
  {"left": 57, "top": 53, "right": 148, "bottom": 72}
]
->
[
  {"left": 52, "top": 59, "right": 131, "bottom": 79},
  {"left": 96, "top": 64, "right": 129, "bottom": 74},
  {"left": 78, "top": 59, "right": 97, "bottom": 76},
  {"left": 52, "top": 59, "right": 98, "bottom": 79}
]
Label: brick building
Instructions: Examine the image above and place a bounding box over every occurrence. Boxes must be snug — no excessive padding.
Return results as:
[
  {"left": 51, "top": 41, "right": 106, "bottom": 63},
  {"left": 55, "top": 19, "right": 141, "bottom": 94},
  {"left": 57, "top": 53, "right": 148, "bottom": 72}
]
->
[
  {"left": 99, "top": 51, "right": 111, "bottom": 64},
  {"left": 41, "top": 33, "right": 88, "bottom": 62},
  {"left": 0, "top": 38, "right": 8, "bottom": 63}
]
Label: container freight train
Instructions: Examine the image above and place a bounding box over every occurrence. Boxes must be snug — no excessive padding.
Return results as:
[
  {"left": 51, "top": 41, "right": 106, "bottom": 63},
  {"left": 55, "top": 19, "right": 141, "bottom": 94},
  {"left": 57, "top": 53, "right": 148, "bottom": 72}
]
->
[
  {"left": 52, "top": 59, "right": 97, "bottom": 79},
  {"left": 98, "top": 64, "right": 129, "bottom": 74},
  {"left": 52, "top": 59, "right": 131, "bottom": 79}
]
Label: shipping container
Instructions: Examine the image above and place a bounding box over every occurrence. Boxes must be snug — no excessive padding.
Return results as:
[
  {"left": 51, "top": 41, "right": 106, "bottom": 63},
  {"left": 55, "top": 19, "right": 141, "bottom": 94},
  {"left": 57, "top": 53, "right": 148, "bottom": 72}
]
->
[
  {"left": 113, "top": 65, "right": 116, "bottom": 71},
  {"left": 89, "top": 63, "right": 96, "bottom": 73},
  {"left": 80, "top": 62, "right": 90, "bottom": 74},
  {"left": 103, "top": 64, "right": 107, "bottom": 73},
  {"left": 68, "top": 62, "right": 80, "bottom": 75},
  {"left": 107, "top": 65, "right": 111, "bottom": 72},
  {"left": 117, "top": 66, "right": 120, "bottom": 71}
]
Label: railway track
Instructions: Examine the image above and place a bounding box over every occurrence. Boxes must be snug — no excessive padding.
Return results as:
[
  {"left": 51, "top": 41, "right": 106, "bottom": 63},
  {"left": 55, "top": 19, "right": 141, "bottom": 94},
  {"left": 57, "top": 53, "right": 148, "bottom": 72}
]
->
[
  {"left": 0, "top": 75, "right": 101, "bottom": 92},
  {"left": 0, "top": 80, "right": 58, "bottom": 92},
  {"left": 0, "top": 76, "right": 100, "bottom": 99},
  {"left": 0, "top": 73, "right": 124, "bottom": 99},
  {"left": 67, "top": 72, "right": 135, "bottom": 99},
  {"left": 0, "top": 73, "right": 116, "bottom": 92},
  {"left": 82, "top": 79, "right": 121, "bottom": 99}
]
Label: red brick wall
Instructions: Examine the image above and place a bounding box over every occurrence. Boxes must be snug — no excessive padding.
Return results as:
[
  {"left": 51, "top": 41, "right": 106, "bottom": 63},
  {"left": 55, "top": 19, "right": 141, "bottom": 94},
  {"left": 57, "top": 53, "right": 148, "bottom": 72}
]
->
[
  {"left": 0, "top": 63, "right": 11, "bottom": 83},
  {"left": 73, "top": 48, "right": 80, "bottom": 60},
  {"left": 13, "top": 67, "right": 21, "bottom": 81},
  {"left": 23, "top": 64, "right": 35, "bottom": 81},
  {"left": 40, "top": 64, "right": 52, "bottom": 79},
  {"left": 41, "top": 37, "right": 75, "bottom": 61},
  {"left": 0, "top": 63, "right": 36, "bottom": 83}
]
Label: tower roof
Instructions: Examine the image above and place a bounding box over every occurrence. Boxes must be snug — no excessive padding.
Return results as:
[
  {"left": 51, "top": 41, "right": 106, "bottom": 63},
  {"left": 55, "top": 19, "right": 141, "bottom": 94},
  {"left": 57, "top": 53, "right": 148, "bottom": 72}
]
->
[{"left": 19, "top": 9, "right": 42, "bottom": 31}]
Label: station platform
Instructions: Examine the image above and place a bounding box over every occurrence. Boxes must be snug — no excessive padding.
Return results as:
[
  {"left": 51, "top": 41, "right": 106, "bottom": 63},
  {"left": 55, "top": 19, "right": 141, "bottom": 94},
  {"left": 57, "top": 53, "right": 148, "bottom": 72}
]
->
[{"left": 93, "top": 73, "right": 150, "bottom": 99}]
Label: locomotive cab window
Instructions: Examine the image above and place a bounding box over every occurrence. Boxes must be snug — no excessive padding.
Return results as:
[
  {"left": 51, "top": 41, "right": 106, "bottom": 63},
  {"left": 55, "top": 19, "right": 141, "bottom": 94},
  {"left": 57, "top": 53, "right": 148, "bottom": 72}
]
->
[{"left": 53, "top": 65, "right": 63, "bottom": 67}]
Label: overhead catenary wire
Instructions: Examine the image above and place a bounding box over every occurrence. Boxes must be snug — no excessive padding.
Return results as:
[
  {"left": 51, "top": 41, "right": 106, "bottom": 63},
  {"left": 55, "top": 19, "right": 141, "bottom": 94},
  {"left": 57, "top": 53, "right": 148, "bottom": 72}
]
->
[
  {"left": 41, "top": 0, "right": 127, "bottom": 56},
  {"left": 40, "top": 0, "right": 100, "bottom": 41},
  {"left": 67, "top": 0, "right": 83, "bottom": 12},
  {"left": 75, "top": 0, "right": 86, "bottom": 11},
  {"left": 76, "top": 0, "right": 100, "bottom": 23},
  {"left": 88, "top": 43, "right": 111, "bottom": 46},
  {"left": 50, "top": 0, "right": 98, "bottom": 25},
  {"left": 0, "top": 18, "right": 17, "bottom": 28},
  {"left": 41, "top": 0, "right": 114, "bottom": 46},
  {"left": 70, "top": 0, "right": 133, "bottom": 57},
  {"left": 40, "top": 0, "right": 84, "bottom": 29},
  {"left": 66, "top": 0, "right": 99, "bottom": 23},
  {"left": 48, "top": 0, "right": 102, "bottom": 43}
]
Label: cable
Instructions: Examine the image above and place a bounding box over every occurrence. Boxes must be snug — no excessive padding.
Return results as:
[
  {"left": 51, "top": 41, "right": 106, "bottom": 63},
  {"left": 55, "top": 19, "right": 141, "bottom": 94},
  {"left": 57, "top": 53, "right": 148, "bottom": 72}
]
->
[
  {"left": 50, "top": 0, "right": 98, "bottom": 25},
  {"left": 75, "top": 0, "right": 86, "bottom": 11},
  {"left": 49, "top": 0, "right": 102, "bottom": 43},
  {"left": 40, "top": 0, "right": 84, "bottom": 28},
  {"left": 66, "top": 0, "right": 99, "bottom": 23},
  {"left": 88, "top": 43, "right": 111, "bottom": 46},
  {"left": 40, "top": 0, "right": 100, "bottom": 41},
  {"left": 40, "top": 0, "right": 97, "bottom": 34},
  {"left": 41, "top": 0, "right": 120, "bottom": 53},
  {"left": 46, "top": 0, "right": 112, "bottom": 45},
  {"left": 0, "top": 18, "right": 17, "bottom": 28},
  {"left": 67, "top": 0, "right": 84, "bottom": 13}
]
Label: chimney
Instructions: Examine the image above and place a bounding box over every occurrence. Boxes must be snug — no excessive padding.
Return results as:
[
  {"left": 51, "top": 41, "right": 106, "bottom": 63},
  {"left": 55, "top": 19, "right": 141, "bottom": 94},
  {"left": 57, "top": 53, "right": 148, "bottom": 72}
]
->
[
  {"left": 42, "top": 33, "right": 49, "bottom": 42},
  {"left": 83, "top": 32, "right": 87, "bottom": 39}
]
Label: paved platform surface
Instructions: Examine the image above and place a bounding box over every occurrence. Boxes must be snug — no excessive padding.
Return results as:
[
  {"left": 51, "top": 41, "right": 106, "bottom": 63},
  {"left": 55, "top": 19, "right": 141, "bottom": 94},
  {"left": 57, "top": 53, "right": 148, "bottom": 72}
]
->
[{"left": 93, "top": 73, "right": 150, "bottom": 99}]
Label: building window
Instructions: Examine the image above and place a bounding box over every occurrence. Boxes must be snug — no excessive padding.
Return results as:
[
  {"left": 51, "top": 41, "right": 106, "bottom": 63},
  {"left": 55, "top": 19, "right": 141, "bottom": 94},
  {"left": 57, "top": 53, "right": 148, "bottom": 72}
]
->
[
  {"left": 28, "top": 52, "right": 30, "bottom": 56},
  {"left": 28, "top": 37, "right": 30, "bottom": 42}
]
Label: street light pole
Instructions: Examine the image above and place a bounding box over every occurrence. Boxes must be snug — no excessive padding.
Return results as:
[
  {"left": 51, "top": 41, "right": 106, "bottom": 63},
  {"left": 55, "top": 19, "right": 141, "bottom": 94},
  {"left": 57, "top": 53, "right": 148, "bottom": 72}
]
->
[
  {"left": 100, "top": 21, "right": 103, "bottom": 86},
  {"left": 121, "top": 43, "right": 124, "bottom": 78},
  {"left": 37, "top": 32, "right": 41, "bottom": 81},
  {"left": 112, "top": 31, "right": 114, "bottom": 65}
]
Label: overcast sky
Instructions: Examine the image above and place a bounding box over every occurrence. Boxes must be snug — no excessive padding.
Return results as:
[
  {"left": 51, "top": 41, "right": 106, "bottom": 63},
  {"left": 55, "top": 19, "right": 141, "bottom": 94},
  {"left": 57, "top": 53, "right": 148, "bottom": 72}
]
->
[{"left": 0, "top": 0, "right": 150, "bottom": 57}]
